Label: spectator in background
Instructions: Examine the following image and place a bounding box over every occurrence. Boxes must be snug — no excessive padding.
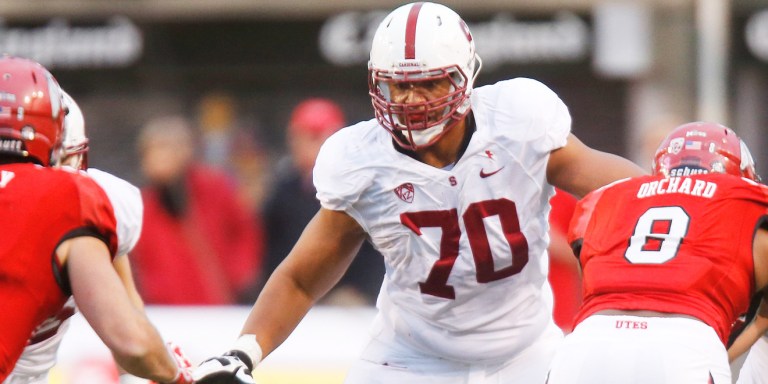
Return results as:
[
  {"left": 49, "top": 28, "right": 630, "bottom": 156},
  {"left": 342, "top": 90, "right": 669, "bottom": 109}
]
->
[
  {"left": 196, "top": 92, "right": 272, "bottom": 213},
  {"left": 198, "top": 92, "right": 237, "bottom": 168},
  {"left": 132, "top": 115, "right": 263, "bottom": 304},
  {"left": 228, "top": 129, "right": 272, "bottom": 215},
  {"left": 260, "top": 98, "right": 384, "bottom": 305}
]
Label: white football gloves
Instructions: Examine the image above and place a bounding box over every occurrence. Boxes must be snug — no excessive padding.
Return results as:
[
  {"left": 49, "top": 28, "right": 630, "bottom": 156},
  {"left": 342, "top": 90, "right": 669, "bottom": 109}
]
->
[{"left": 193, "top": 350, "right": 256, "bottom": 384}]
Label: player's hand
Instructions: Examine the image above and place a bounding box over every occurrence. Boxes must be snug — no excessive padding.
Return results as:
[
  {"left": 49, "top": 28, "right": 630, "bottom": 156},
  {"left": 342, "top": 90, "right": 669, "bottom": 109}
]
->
[
  {"left": 192, "top": 351, "right": 256, "bottom": 384},
  {"left": 157, "top": 341, "right": 194, "bottom": 384}
]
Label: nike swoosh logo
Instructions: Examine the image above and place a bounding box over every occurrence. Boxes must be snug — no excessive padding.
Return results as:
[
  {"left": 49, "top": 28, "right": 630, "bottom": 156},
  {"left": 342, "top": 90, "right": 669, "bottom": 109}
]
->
[{"left": 479, "top": 167, "right": 504, "bottom": 178}]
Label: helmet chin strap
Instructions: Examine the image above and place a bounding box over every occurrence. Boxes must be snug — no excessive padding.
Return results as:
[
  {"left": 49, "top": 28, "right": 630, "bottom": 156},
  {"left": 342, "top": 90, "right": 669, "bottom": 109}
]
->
[{"left": 407, "top": 122, "right": 447, "bottom": 147}]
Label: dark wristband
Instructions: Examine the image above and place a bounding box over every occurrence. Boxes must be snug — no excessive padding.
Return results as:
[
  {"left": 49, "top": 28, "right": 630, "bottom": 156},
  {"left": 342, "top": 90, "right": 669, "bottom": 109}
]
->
[{"left": 223, "top": 349, "right": 253, "bottom": 371}]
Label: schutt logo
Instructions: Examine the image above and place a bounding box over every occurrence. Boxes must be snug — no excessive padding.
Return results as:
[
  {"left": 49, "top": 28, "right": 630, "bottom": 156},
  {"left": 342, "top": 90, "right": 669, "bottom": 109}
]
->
[{"left": 394, "top": 183, "right": 414, "bottom": 203}]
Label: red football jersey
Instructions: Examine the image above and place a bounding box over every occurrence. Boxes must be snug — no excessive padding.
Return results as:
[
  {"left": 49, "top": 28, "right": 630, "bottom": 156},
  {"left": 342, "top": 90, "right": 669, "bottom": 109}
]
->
[
  {"left": 568, "top": 173, "right": 768, "bottom": 344},
  {"left": 0, "top": 163, "right": 118, "bottom": 380}
]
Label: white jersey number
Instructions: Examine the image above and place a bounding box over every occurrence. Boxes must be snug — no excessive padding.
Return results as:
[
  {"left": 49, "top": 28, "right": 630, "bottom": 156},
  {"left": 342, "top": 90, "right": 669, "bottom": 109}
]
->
[
  {"left": 401, "top": 198, "right": 529, "bottom": 299},
  {"left": 625, "top": 206, "right": 690, "bottom": 264}
]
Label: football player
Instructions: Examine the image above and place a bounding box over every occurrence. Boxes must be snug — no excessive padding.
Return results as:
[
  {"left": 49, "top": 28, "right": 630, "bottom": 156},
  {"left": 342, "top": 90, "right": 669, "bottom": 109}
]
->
[
  {"left": 5, "top": 90, "right": 181, "bottom": 384},
  {"left": 194, "top": 2, "right": 644, "bottom": 383},
  {"left": 0, "top": 56, "right": 191, "bottom": 384},
  {"left": 546, "top": 122, "right": 768, "bottom": 383}
]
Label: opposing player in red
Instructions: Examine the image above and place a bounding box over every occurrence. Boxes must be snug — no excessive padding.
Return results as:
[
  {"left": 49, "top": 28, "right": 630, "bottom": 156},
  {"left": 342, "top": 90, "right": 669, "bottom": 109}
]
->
[
  {"left": 5, "top": 90, "right": 185, "bottom": 384},
  {"left": 546, "top": 122, "right": 768, "bottom": 383},
  {"left": 0, "top": 56, "right": 192, "bottom": 383}
]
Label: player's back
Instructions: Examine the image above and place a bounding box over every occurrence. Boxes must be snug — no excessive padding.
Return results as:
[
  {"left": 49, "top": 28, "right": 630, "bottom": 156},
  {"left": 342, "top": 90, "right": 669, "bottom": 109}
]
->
[
  {"left": 0, "top": 162, "right": 117, "bottom": 380},
  {"left": 569, "top": 173, "right": 768, "bottom": 343}
]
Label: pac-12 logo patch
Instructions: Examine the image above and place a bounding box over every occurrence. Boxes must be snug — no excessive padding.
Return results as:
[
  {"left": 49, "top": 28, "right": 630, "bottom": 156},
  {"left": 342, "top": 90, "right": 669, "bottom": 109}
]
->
[{"left": 394, "top": 183, "right": 414, "bottom": 203}]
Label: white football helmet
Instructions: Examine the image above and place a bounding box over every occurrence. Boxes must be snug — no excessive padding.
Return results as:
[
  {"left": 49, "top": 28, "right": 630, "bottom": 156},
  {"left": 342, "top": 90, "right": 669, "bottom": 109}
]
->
[
  {"left": 59, "top": 90, "right": 89, "bottom": 169},
  {"left": 368, "top": 2, "right": 482, "bottom": 150}
]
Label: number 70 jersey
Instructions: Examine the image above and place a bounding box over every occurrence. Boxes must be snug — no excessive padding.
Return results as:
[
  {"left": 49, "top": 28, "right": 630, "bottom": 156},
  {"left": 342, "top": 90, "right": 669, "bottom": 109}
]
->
[
  {"left": 568, "top": 173, "right": 768, "bottom": 344},
  {"left": 314, "top": 78, "right": 571, "bottom": 362}
]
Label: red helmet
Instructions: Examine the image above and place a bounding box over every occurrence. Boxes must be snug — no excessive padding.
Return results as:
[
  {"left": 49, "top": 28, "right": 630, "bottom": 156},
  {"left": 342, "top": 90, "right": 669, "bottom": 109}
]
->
[
  {"left": 0, "top": 56, "right": 65, "bottom": 166},
  {"left": 653, "top": 122, "right": 759, "bottom": 181}
]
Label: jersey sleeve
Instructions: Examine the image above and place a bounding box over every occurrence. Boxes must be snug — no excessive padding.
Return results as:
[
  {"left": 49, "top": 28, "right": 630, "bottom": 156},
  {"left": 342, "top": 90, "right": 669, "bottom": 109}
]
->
[
  {"left": 71, "top": 173, "right": 119, "bottom": 257},
  {"left": 86, "top": 168, "right": 143, "bottom": 256},
  {"left": 493, "top": 78, "right": 571, "bottom": 153},
  {"left": 526, "top": 79, "right": 571, "bottom": 152},
  {"left": 742, "top": 178, "right": 768, "bottom": 204},
  {"left": 313, "top": 123, "right": 375, "bottom": 216}
]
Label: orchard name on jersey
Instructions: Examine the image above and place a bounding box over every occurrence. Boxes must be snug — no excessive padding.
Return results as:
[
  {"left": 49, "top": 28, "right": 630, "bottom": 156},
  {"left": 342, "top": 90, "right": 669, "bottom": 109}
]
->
[{"left": 637, "top": 176, "right": 717, "bottom": 199}]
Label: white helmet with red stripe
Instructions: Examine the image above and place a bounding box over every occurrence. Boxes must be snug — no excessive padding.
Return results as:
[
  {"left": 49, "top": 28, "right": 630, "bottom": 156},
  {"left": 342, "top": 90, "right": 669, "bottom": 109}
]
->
[
  {"left": 368, "top": 2, "right": 482, "bottom": 150},
  {"left": 58, "top": 90, "right": 89, "bottom": 169}
]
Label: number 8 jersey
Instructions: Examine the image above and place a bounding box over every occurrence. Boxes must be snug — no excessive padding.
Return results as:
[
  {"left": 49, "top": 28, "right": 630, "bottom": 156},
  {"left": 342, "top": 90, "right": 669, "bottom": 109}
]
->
[
  {"left": 568, "top": 173, "right": 768, "bottom": 344},
  {"left": 314, "top": 78, "right": 571, "bottom": 362}
]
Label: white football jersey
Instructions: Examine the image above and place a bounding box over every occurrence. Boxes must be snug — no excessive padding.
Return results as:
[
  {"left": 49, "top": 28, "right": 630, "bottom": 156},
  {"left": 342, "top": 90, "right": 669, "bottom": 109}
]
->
[
  {"left": 5, "top": 169, "right": 143, "bottom": 383},
  {"left": 314, "top": 78, "right": 570, "bottom": 362},
  {"left": 86, "top": 168, "right": 143, "bottom": 257}
]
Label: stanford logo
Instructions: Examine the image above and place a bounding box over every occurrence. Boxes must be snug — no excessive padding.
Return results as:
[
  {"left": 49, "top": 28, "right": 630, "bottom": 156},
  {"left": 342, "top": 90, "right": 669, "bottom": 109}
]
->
[{"left": 394, "top": 183, "right": 415, "bottom": 203}]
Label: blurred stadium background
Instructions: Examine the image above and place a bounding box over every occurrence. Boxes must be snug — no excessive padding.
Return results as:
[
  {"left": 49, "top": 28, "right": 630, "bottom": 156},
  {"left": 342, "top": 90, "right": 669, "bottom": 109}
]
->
[{"left": 2, "top": 0, "right": 767, "bottom": 382}]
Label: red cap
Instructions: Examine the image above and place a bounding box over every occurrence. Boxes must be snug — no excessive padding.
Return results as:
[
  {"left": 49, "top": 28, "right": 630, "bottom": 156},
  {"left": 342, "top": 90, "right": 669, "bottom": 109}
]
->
[{"left": 288, "top": 98, "right": 345, "bottom": 137}]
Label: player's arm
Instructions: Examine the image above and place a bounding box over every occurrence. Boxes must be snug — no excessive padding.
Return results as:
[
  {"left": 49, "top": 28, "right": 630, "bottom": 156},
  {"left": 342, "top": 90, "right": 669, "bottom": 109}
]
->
[
  {"left": 245, "top": 207, "right": 365, "bottom": 352},
  {"left": 547, "top": 134, "right": 646, "bottom": 198},
  {"left": 729, "top": 227, "right": 768, "bottom": 361},
  {"left": 728, "top": 292, "right": 768, "bottom": 362},
  {"left": 549, "top": 229, "right": 580, "bottom": 273},
  {"left": 113, "top": 253, "right": 145, "bottom": 310},
  {"left": 113, "top": 253, "right": 154, "bottom": 384},
  {"left": 60, "top": 236, "right": 190, "bottom": 383},
  {"left": 194, "top": 207, "right": 366, "bottom": 383}
]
